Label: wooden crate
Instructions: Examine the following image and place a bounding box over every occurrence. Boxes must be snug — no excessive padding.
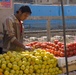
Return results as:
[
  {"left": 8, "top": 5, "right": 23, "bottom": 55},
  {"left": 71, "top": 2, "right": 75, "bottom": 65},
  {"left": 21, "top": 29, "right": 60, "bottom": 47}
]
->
[
  {"left": 57, "top": 56, "right": 76, "bottom": 67},
  {"left": 59, "top": 72, "right": 74, "bottom": 75},
  {"left": 59, "top": 71, "right": 76, "bottom": 75},
  {"left": 60, "top": 63, "right": 76, "bottom": 73}
]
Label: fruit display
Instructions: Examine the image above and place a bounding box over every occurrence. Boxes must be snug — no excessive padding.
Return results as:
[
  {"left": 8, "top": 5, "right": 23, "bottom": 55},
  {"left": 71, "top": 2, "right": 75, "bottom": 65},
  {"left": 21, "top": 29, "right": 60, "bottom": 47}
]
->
[
  {"left": 26, "top": 41, "right": 76, "bottom": 57},
  {"left": 0, "top": 49, "right": 62, "bottom": 75},
  {"left": 23, "top": 35, "right": 75, "bottom": 45}
]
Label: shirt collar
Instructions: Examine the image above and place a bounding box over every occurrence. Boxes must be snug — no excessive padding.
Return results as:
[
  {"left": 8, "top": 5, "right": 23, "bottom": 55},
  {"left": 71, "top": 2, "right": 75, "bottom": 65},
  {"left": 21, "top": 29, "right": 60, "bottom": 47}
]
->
[
  {"left": 12, "top": 14, "right": 19, "bottom": 23},
  {"left": 11, "top": 14, "right": 23, "bottom": 23}
]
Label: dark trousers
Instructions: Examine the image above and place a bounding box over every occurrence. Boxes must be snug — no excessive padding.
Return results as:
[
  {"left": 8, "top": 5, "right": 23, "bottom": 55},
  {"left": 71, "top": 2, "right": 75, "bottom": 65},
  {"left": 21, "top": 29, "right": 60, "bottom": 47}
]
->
[{"left": 0, "top": 47, "right": 3, "bottom": 54}]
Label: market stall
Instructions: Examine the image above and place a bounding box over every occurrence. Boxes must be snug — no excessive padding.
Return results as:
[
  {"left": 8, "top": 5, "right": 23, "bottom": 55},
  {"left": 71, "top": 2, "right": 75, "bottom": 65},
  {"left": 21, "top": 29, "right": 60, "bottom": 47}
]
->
[{"left": 0, "top": 0, "right": 76, "bottom": 75}]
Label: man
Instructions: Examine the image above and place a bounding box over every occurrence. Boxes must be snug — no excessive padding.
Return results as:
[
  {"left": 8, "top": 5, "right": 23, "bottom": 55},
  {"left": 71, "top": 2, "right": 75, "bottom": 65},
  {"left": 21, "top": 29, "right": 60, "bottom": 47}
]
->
[{"left": 3, "top": 5, "right": 32, "bottom": 53}]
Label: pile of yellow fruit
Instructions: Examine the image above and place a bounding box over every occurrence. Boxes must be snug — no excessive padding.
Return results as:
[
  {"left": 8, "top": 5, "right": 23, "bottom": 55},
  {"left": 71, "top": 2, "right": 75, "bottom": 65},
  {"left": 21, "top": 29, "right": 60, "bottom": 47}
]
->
[{"left": 0, "top": 49, "right": 62, "bottom": 75}]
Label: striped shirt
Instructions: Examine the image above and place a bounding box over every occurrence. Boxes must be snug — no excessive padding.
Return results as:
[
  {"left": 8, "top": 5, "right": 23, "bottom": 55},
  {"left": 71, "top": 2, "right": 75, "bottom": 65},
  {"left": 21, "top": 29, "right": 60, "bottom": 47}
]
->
[{"left": 3, "top": 14, "right": 24, "bottom": 52}]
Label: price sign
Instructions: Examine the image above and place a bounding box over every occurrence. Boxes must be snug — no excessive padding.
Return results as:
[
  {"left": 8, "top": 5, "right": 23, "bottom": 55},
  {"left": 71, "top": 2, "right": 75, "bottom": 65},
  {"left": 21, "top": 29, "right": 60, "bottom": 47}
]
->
[{"left": 0, "top": 0, "right": 12, "bottom": 9}]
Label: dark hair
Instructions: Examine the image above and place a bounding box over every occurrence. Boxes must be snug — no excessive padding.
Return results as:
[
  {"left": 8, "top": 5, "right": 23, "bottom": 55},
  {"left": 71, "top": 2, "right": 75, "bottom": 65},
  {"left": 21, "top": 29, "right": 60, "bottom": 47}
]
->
[{"left": 16, "top": 5, "right": 32, "bottom": 14}]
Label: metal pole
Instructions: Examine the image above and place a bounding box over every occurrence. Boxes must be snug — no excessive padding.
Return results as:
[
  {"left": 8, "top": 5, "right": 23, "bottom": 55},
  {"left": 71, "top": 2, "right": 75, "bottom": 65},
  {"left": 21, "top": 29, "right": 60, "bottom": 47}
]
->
[
  {"left": 67, "top": 0, "right": 69, "bottom": 5},
  {"left": 46, "top": 19, "right": 51, "bottom": 42},
  {"left": 60, "top": 0, "right": 69, "bottom": 75}
]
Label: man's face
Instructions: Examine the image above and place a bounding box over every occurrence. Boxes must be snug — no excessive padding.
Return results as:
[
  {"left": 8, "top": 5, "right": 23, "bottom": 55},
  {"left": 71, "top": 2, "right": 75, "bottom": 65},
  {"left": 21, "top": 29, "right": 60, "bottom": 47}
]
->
[
  {"left": 20, "top": 12, "right": 30, "bottom": 21},
  {"left": 18, "top": 10, "right": 30, "bottom": 21}
]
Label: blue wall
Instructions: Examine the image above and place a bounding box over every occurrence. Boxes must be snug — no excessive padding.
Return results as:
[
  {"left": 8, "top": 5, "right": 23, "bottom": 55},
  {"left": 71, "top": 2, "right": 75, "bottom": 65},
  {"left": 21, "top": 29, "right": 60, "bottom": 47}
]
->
[
  {"left": 14, "top": 4, "right": 59, "bottom": 16},
  {"left": 14, "top": 4, "right": 76, "bottom": 30},
  {"left": 59, "top": 5, "right": 76, "bottom": 16}
]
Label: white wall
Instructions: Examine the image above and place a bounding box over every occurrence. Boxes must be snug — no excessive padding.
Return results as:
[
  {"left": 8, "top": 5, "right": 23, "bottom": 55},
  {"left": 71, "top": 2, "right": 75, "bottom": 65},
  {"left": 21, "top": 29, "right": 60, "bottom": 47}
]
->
[
  {"left": 0, "top": 1, "right": 14, "bottom": 47},
  {"left": 0, "top": 1, "right": 14, "bottom": 33}
]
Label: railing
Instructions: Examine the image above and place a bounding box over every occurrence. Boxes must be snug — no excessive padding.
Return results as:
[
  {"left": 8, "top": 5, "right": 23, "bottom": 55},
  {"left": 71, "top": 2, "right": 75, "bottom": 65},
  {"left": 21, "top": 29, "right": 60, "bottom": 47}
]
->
[{"left": 24, "top": 16, "right": 76, "bottom": 41}]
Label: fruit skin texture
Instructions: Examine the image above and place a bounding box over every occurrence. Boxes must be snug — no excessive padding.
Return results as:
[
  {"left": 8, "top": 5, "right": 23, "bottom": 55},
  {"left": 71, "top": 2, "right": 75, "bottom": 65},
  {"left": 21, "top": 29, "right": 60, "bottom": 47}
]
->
[
  {"left": 27, "top": 41, "right": 76, "bottom": 57},
  {"left": 0, "top": 50, "right": 62, "bottom": 75}
]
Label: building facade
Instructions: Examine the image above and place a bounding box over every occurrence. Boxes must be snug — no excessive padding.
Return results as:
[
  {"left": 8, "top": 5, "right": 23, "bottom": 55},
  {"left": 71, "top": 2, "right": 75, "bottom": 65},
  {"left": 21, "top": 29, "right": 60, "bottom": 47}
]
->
[
  {"left": 14, "top": 0, "right": 76, "bottom": 4},
  {"left": 14, "top": 0, "right": 33, "bottom": 3},
  {"left": 34, "top": 0, "right": 76, "bottom": 4}
]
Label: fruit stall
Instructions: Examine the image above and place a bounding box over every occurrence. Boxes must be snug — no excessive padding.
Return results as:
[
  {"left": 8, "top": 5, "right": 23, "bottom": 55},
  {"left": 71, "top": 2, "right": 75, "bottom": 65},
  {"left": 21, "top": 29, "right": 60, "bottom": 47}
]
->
[
  {"left": 0, "top": 40, "right": 76, "bottom": 75},
  {"left": 0, "top": 31, "right": 76, "bottom": 74},
  {"left": 0, "top": 49, "right": 62, "bottom": 75},
  {"left": 0, "top": 0, "right": 76, "bottom": 75},
  {"left": 26, "top": 41, "right": 76, "bottom": 73}
]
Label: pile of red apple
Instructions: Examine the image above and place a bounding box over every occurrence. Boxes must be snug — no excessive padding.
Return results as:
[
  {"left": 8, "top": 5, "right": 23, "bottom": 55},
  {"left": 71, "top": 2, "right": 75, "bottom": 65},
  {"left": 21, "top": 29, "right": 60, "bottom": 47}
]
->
[{"left": 26, "top": 40, "right": 76, "bottom": 57}]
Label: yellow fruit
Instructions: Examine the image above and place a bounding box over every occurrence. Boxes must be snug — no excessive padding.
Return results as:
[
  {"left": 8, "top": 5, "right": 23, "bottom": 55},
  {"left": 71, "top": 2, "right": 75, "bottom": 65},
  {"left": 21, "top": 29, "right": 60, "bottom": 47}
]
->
[
  {"left": 29, "top": 65, "right": 33, "bottom": 69},
  {"left": 10, "top": 70, "right": 15, "bottom": 74},
  {"left": 41, "top": 69, "right": 44, "bottom": 73},
  {"left": 2, "top": 61, "right": 6, "bottom": 64},
  {"left": 12, "top": 61, "right": 17, "bottom": 65},
  {"left": 43, "top": 56, "right": 48, "bottom": 60},
  {"left": 3, "top": 54, "right": 7, "bottom": 58},
  {"left": 15, "top": 57, "right": 20, "bottom": 62},
  {"left": 5, "top": 55, "right": 10, "bottom": 60},
  {"left": 15, "top": 70, "right": 19, "bottom": 74},
  {"left": 18, "top": 60, "right": 22, "bottom": 66},
  {"left": 7, "top": 63, "right": 12, "bottom": 68},
  {"left": 10, "top": 57, "right": 14, "bottom": 62},
  {"left": 36, "top": 69, "right": 41, "bottom": 73},
  {"left": 34, "top": 65, "right": 39, "bottom": 70},
  {"left": 0, "top": 68, "right": 3, "bottom": 72},
  {"left": 24, "top": 69, "right": 29, "bottom": 74},
  {"left": 45, "top": 69, "right": 48, "bottom": 73},
  {"left": 26, "top": 66, "right": 30, "bottom": 69},
  {"left": 21, "top": 65, "right": 25, "bottom": 70},
  {"left": 19, "top": 70, "right": 23, "bottom": 74},
  {"left": 41, "top": 65, "right": 45, "bottom": 69},
  {"left": 9, "top": 73, "right": 14, "bottom": 75},
  {"left": 13, "top": 65, "right": 18, "bottom": 70},
  {"left": 29, "top": 69, "right": 34, "bottom": 74},
  {"left": 7, "top": 51, "right": 12, "bottom": 55},
  {"left": 0, "top": 60, "right": 1, "bottom": 64},
  {"left": 5, "top": 68, "right": 10, "bottom": 71},
  {"left": 35, "top": 58, "right": 40, "bottom": 64},
  {"left": 1, "top": 64, "right": 6, "bottom": 69},
  {"left": 6, "top": 60, "right": 10, "bottom": 63},
  {"left": 0, "top": 50, "right": 62, "bottom": 75},
  {"left": 22, "top": 61, "right": 27, "bottom": 66},
  {"left": 4, "top": 70, "right": 9, "bottom": 75}
]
